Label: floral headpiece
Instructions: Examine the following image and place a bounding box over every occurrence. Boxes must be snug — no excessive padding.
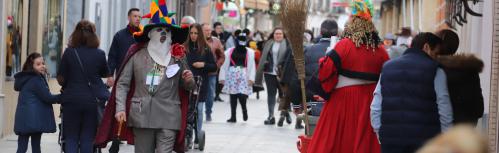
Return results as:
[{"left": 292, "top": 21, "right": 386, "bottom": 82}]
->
[{"left": 351, "top": 0, "right": 374, "bottom": 21}]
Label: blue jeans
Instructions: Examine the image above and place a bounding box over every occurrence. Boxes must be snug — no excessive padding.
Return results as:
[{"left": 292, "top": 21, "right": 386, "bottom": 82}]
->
[
  {"left": 205, "top": 75, "right": 217, "bottom": 116},
  {"left": 197, "top": 102, "right": 205, "bottom": 137},
  {"left": 62, "top": 102, "right": 97, "bottom": 153},
  {"left": 17, "top": 133, "right": 42, "bottom": 153}
]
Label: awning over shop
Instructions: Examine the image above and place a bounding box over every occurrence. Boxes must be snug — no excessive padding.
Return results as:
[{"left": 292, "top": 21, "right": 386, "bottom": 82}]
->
[{"left": 245, "top": 0, "right": 269, "bottom": 11}]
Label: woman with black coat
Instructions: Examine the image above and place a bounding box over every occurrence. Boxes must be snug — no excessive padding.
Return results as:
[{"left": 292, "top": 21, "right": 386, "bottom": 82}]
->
[
  {"left": 435, "top": 29, "right": 484, "bottom": 126},
  {"left": 255, "top": 27, "right": 293, "bottom": 125},
  {"left": 184, "top": 23, "right": 217, "bottom": 146},
  {"left": 56, "top": 20, "right": 111, "bottom": 153}
]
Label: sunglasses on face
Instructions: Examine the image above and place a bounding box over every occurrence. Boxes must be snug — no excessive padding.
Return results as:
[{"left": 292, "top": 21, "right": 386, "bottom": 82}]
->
[{"left": 155, "top": 28, "right": 170, "bottom": 32}]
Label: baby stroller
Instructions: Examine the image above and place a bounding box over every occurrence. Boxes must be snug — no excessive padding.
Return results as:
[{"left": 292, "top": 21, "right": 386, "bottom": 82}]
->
[
  {"left": 185, "top": 76, "right": 206, "bottom": 151},
  {"left": 58, "top": 106, "right": 65, "bottom": 153}
]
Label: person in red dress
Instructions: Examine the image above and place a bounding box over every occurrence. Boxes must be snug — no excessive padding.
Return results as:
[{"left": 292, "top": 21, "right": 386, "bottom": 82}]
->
[{"left": 306, "top": 0, "right": 389, "bottom": 152}]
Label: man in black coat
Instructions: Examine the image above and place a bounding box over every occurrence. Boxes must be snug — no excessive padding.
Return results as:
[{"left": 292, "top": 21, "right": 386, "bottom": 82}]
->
[
  {"left": 107, "top": 8, "right": 141, "bottom": 87},
  {"left": 281, "top": 20, "right": 339, "bottom": 129},
  {"left": 302, "top": 19, "right": 338, "bottom": 101}
]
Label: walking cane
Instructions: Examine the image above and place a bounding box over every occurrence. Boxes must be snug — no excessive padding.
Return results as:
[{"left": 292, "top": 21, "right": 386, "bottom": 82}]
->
[{"left": 109, "top": 121, "right": 123, "bottom": 153}]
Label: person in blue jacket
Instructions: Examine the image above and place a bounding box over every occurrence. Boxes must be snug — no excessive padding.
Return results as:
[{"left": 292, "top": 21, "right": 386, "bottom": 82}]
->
[{"left": 14, "top": 52, "right": 60, "bottom": 153}]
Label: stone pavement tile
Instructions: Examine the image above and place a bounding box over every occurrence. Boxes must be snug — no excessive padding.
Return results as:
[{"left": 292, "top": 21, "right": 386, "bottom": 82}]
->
[{"left": 0, "top": 93, "right": 305, "bottom": 153}]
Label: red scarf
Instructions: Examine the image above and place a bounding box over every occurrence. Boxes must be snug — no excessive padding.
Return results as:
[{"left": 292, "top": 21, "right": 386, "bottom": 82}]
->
[{"left": 127, "top": 24, "right": 141, "bottom": 34}]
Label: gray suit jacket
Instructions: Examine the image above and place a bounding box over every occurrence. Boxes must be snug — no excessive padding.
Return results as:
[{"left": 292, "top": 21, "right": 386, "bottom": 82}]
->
[
  {"left": 116, "top": 48, "right": 195, "bottom": 130},
  {"left": 255, "top": 39, "right": 288, "bottom": 86}
]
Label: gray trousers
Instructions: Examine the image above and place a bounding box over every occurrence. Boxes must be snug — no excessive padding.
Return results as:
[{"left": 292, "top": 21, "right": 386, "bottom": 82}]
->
[{"left": 133, "top": 128, "right": 177, "bottom": 153}]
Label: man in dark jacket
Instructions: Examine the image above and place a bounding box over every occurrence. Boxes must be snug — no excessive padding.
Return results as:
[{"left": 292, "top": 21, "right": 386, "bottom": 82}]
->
[
  {"left": 287, "top": 20, "right": 338, "bottom": 129},
  {"left": 303, "top": 20, "right": 338, "bottom": 101},
  {"left": 435, "top": 29, "right": 484, "bottom": 126},
  {"left": 107, "top": 8, "right": 141, "bottom": 87},
  {"left": 370, "top": 33, "right": 453, "bottom": 153}
]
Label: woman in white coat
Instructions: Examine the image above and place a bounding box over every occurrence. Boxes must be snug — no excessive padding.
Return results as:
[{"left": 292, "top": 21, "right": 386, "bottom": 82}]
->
[{"left": 219, "top": 29, "right": 256, "bottom": 123}]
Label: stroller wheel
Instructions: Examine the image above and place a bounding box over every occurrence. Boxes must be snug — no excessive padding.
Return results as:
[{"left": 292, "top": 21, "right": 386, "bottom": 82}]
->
[{"left": 198, "top": 130, "right": 206, "bottom": 151}]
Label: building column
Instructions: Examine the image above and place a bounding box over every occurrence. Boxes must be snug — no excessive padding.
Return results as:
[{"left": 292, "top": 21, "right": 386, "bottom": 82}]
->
[
  {"left": 27, "top": 0, "right": 45, "bottom": 54},
  {"left": 0, "top": 0, "right": 7, "bottom": 138},
  {"left": 64, "top": 0, "right": 84, "bottom": 47},
  {"left": 488, "top": 0, "right": 499, "bottom": 152}
]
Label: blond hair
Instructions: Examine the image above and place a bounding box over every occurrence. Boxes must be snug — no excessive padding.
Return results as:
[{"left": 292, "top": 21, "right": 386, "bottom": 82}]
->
[{"left": 417, "top": 124, "right": 488, "bottom": 153}]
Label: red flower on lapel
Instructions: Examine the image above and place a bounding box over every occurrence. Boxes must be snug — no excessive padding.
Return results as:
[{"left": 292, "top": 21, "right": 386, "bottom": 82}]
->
[{"left": 171, "top": 43, "right": 186, "bottom": 60}]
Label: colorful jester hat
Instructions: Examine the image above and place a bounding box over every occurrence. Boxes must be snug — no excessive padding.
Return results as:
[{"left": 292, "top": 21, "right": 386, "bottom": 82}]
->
[
  {"left": 351, "top": 0, "right": 374, "bottom": 21},
  {"left": 134, "top": 0, "right": 189, "bottom": 43}
]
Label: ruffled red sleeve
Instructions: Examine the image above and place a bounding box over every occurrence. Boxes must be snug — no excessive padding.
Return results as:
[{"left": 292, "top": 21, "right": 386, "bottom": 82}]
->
[
  {"left": 318, "top": 54, "right": 338, "bottom": 95},
  {"left": 317, "top": 39, "right": 348, "bottom": 95}
]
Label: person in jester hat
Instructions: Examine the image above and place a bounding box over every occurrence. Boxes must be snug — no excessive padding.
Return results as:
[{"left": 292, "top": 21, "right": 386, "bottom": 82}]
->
[
  {"left": 306, "top": 0, "right": 389, "bottom": 152},
  {"left": 94, "top": 1, "right": 194, "bottom": 153}
]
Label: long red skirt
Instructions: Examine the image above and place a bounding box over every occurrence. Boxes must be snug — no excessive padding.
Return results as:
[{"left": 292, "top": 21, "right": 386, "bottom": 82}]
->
[{"left": 307, "top": 84, "right": 380, "bottom": 153}]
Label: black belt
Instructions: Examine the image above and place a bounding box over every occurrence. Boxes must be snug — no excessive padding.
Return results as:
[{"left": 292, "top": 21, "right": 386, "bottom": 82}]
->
[{"left": 327, "top": 50, "right": 380, "bottom": 81}]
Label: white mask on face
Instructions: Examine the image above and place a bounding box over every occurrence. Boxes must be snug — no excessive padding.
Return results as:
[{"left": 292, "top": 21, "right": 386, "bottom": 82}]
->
[{"left": 147, "top": 27, "right": 172, "bottom": 66}]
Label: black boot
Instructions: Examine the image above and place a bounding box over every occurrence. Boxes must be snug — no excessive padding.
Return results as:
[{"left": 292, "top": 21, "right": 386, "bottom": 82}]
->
[
  {"left": 227, "top": 107, "right": 237, "bottom": 123},
  {"left": 264, "top": 116, "right": 275, "bottom": 125},
  {"left": 277, "top": 112, "right": 285, "bottom": 127},
  {"left": 227, "top": 117, "right": 236, "bottom": 123},
  {"left": 295, "top": 118, "right": 304, "bottom": 129},
  {"left": 215, "top": 96, "right": 224, "bottom": 102},
  {"left": 242, "top": 110, "right": 248, "bottom": 121},
  {"left": 285, "top": 111, "right": 292, "bottom": 124},
  {"left": 228, "top": 94, "right": 237, "bottom": 123},
  {"left": 227, "top": 110, "right": 237, "bottom": 123}
]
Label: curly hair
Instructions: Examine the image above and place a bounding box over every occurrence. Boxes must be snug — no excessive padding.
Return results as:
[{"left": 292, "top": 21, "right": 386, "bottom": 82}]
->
[{"left": 341, "top": 16, "right": 381, "bottom": 50}]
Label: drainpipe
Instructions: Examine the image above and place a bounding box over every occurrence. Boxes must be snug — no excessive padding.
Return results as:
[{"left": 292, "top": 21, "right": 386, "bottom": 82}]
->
[
  {"left": 402, "top": 0, "right": 406, "bottom": 27},
  {"left": 82, "top": 0, "right": 86, "bottom": 19},
  {"left": 418, "top": 0, "right": 422, "bottom": 32},
  {"left": 410, "top": 0, "right": 414, "bottom": 29}
]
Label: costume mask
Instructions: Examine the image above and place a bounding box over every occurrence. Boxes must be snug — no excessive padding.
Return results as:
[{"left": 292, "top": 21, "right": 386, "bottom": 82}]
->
[
  {"left": 237, "top": 33, "right": 248, "bottom": 46},
  {"left": 147, "top": 27, "right": 172, "bottom": 66}
]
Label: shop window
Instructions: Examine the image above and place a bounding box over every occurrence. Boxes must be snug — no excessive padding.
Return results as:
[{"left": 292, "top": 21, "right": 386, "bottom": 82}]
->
[
  {"left": 6, "top": 0, "right": 23, "bottom": 79},
  {"left": 42, "top": 0, "right": 64, "bottom": 78}
]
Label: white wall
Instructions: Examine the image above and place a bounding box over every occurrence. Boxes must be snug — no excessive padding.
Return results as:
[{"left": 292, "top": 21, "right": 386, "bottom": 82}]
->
[
  {"left": 455, "top": 1, "right": 493, "bottom": 115},
  {"left": 479, "top": 0, "right": 494, "bottom": 115}
]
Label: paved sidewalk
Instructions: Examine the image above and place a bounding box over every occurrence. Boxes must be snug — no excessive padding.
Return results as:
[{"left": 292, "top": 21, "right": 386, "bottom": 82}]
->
[{"left": 0, "top": 93, "right": 304, "bottom": 153}]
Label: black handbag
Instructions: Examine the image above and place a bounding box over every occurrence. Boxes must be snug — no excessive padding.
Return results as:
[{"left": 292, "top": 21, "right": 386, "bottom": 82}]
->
[{"left": 73, "top": 48, "right": 108, "bottom": 124}]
